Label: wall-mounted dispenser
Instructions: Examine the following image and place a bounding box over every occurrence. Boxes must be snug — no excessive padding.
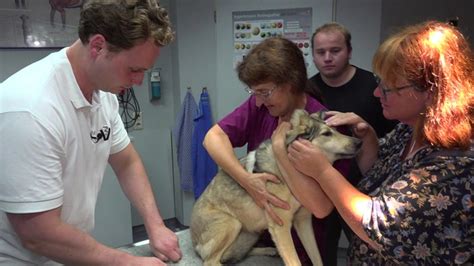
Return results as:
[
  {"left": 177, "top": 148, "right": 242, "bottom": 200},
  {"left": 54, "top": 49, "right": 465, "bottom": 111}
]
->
[{"left": 150, "top": 69, "right": 161, "bottom": 101}]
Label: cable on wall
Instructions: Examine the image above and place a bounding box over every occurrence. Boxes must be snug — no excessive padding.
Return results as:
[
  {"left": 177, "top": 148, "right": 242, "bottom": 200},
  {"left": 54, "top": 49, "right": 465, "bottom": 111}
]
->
[{"left": 118, "top": 88, "right": 141, "bottom": 131}]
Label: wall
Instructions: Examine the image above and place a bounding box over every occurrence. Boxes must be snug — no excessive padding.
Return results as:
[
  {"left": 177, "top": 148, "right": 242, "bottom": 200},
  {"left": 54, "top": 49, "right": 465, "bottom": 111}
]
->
[
  {"left": 381, "top": 0, "right": 474, "bottom": 46},
  {"left": 335, "top": 0, "right": 382, "bottom": 70},
  {"left": 172, "top": 0, "right": 217, "bottom": 225},
  {"left": 213, "top": 0, "right": 383, "bottom": 122},
  {"left": 91, "top": 167, "right": 133, "bottom": 247},
  {"left": 214, "top": 0, "right": 332, "bottom": 121},
  {"left": 0, "top": 49, "right": 54, "bottom": 81},
  {"left": 126, "top": 1, "right": 178, "bottom": 226}
]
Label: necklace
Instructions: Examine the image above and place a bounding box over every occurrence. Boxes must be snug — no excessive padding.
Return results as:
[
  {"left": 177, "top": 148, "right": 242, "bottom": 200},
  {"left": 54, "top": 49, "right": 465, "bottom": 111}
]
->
[
  {"left": 406, "top": 138, "right": 427, "bottom": 159},
  {"left": 408, "top": 139, "right": 417, "bottom": 155},
  {"left": 402, "top": 138, "right": 417, "bottom": 160}
]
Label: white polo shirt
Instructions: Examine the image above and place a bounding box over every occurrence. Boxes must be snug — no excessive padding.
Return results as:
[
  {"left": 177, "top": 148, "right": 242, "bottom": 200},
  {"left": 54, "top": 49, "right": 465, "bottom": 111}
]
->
[{"left": 0, "top": 48, "right": 130, "bottom": 264}]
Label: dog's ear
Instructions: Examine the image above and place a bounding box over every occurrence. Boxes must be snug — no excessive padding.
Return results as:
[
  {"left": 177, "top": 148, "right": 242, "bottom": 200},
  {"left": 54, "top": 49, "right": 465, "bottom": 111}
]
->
[
  {"left": 285, "top": 124, "right": 320, "bottom": 145},
  {"left": 285, "top": 109, "right": 320, "bottom": 145},
  {"left": 285, "top": 109, "right": 307, "bottom": 145},
  {"left": 290, "top": 109, "right": 309, "bottom": 128},
  {"left": 309, "top": 111, "right": 326, "bottom": 122}
]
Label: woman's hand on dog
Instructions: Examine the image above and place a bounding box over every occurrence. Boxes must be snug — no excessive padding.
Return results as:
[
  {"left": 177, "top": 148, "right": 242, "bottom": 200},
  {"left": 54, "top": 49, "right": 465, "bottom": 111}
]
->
[
  {"left": 243, "top": 172, "right": 289, "bottom": 226},
  {"left": 323, "top": 111, "right": 380, "bottom": 174},
  {"left": 324, "top": 111, "right": 372, "bottom": 139}
]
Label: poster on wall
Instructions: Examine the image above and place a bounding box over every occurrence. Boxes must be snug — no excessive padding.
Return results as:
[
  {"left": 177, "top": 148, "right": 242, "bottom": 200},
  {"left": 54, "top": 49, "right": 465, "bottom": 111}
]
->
[
  {"left": 232, "top": 7, "right": 312, "bottom": 69},
  {"left": 0, "top": 0, "right": 83, "bottom": 48}
]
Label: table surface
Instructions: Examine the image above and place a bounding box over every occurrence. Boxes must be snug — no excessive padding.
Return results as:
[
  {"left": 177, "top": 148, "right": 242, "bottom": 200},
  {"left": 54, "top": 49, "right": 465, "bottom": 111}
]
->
[{"left": 119, "top": 229, "right": 284, "bottom": 265}]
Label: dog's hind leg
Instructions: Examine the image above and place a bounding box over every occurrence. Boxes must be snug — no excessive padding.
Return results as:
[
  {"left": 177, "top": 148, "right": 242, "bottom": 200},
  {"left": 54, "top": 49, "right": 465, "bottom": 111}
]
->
[
  {"left": 267, "top": 221, "right": 301, "bottom": 266},
  {"left": 294, "top": 208, "right": 323, "bottom": 266},
  {"left": 196, "top": 216, "right": 242, "bottom": 266},
  {"left": 221, "top": 230, "right": 260, "bottom": 263}
]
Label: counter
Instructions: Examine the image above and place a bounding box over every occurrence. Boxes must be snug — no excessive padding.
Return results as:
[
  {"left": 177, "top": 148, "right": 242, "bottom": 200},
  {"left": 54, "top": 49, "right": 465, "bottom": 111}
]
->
[{"left": 119, "top": 229, "right": 284, "bottom": 265}]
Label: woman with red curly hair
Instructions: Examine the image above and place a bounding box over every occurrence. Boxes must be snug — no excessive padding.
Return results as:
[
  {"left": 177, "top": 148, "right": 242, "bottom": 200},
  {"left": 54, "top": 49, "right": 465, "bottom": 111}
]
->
[{"left": 272, "top": 21, "right": 473, "bottom": 264}]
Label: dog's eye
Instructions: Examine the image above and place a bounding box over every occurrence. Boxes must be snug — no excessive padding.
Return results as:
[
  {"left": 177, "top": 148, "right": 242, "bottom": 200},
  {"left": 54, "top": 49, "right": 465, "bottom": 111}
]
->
[{"left": 321, "top": 131, "right": 332, "bottom": 137}]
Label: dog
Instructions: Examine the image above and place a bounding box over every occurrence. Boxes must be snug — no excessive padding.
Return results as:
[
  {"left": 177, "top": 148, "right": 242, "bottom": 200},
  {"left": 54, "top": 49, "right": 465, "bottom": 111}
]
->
[{"left": 190, "top": 109, "right": 361, "bottom": 266}]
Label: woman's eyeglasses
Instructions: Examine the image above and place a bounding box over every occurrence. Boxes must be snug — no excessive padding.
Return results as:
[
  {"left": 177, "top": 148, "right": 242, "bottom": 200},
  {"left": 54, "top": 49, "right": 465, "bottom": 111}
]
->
[
  {"left": 244, "top": 85, "right": 278, "bottom": 100},
  {"left": 374, "top": 75, "right": 416, "bottom": 100}
]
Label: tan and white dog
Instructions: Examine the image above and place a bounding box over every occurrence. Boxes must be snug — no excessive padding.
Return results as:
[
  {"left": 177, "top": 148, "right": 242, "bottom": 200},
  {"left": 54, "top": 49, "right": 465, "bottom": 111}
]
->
[{"left": 190, "top": 109, "right": 361, "bottom": 266}]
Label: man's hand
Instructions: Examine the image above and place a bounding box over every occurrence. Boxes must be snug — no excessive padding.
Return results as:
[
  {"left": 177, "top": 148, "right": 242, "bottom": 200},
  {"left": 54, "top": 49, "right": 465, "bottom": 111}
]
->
[{"left": 148, "top": 225, "right": 182, "bottom": 262}]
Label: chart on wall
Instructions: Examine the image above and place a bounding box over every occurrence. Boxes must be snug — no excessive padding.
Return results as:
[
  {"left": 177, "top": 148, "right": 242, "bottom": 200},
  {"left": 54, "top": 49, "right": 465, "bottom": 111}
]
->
[{"left": 232, "top": 7, "right": 312, "bottom": 69}]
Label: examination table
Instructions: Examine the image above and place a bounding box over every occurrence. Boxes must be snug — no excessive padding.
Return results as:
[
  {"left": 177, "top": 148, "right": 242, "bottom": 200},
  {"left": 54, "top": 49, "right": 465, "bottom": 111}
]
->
[{"left": 119, "top": 228, "right": 284, "bottom": 265}]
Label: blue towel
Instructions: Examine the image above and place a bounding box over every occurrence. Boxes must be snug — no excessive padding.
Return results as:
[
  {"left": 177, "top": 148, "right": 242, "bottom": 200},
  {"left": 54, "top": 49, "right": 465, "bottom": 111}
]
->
[
  {"left": 192, "top": 89, "right": 218, "bottom": 199},
  {"left": 173, "top": 90, "right": 198, "bottom": 192}
]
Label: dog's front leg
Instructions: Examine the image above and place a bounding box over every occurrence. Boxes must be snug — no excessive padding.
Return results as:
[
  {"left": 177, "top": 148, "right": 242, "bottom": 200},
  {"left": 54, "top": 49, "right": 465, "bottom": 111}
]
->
[
  {"left": 294, "top": 208, "right": 323, "bottom": 266},
  {"left": 267, "top": 219, "right": 301, "bottom": 266}
]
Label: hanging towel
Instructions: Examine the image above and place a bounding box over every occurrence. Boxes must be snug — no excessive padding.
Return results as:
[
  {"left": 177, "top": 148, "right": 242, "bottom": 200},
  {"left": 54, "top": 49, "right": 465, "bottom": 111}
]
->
[
  {"left": 192, "top": 89, "right": 218, "bottom": 199},
  {"left": 173, "top": 89, "right": 198, "bottom": 192}
]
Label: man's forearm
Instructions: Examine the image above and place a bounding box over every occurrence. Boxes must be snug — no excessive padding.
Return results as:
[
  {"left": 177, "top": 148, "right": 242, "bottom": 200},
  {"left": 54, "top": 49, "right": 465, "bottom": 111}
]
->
[
  {"left": 8, "top": 210, "right": 134, "bottom": 265},
  {"left": 115, "top": 157, "right": 165, "bottom": 230},
  {"left": 110, "top": 144, "right": 165, "bottom": 228},
  {"left": 39, "top": 224, "right": 132, "bottom": 265}
]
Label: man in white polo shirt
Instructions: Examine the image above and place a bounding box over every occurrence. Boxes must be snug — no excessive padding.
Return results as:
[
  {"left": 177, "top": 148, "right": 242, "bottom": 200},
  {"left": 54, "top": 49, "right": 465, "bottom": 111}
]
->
[{"left": 0, "top": 0, "right": 182, "bottom": 265}]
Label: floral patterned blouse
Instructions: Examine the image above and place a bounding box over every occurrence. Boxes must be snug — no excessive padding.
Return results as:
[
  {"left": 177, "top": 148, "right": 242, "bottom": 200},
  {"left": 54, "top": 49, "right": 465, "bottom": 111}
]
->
[{"left": 348, "top": 123, "right": 474, "bottom": 265}]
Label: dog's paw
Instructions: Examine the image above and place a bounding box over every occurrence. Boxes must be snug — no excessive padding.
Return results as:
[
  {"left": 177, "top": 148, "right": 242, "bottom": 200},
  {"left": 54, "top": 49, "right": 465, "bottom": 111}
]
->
[{"left": 248, "top": 247, "right": 279, "bottom": 257}]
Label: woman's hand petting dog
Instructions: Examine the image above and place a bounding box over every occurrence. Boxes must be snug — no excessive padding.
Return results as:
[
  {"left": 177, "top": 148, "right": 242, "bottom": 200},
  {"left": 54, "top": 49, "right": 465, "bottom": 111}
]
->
[
  {"left": 242, "top": 172, "right": 290, "bottom": 226},
  {"left": 324, "top": 111, "right": 371, "bottom": 139},
  {"left": 323, "top": 110, "right": 379, "bottom": 174}
]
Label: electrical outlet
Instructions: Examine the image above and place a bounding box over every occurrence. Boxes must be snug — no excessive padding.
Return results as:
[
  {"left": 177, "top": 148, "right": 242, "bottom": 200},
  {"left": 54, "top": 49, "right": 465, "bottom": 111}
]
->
[{"left": 134, "top": 111, "right": 143, "bottom": 130}]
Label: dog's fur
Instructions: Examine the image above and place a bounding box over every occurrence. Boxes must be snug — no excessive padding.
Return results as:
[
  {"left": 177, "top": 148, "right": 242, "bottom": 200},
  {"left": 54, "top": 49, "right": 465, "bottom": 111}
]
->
[{"left": 190, "top": 110, "right": 361, "bottom": 266}]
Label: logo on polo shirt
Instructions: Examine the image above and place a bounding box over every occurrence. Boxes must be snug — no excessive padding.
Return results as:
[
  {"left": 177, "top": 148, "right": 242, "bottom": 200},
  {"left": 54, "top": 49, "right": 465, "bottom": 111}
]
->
[{"left": 90, "top": 125, "right": 111, "bottom": 143}]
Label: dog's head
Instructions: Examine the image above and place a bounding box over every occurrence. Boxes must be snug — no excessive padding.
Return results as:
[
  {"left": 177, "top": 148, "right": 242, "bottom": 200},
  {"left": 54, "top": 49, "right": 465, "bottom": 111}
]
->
[{"left": 285, "top": 109, "right": 362, "bottom": 163}]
